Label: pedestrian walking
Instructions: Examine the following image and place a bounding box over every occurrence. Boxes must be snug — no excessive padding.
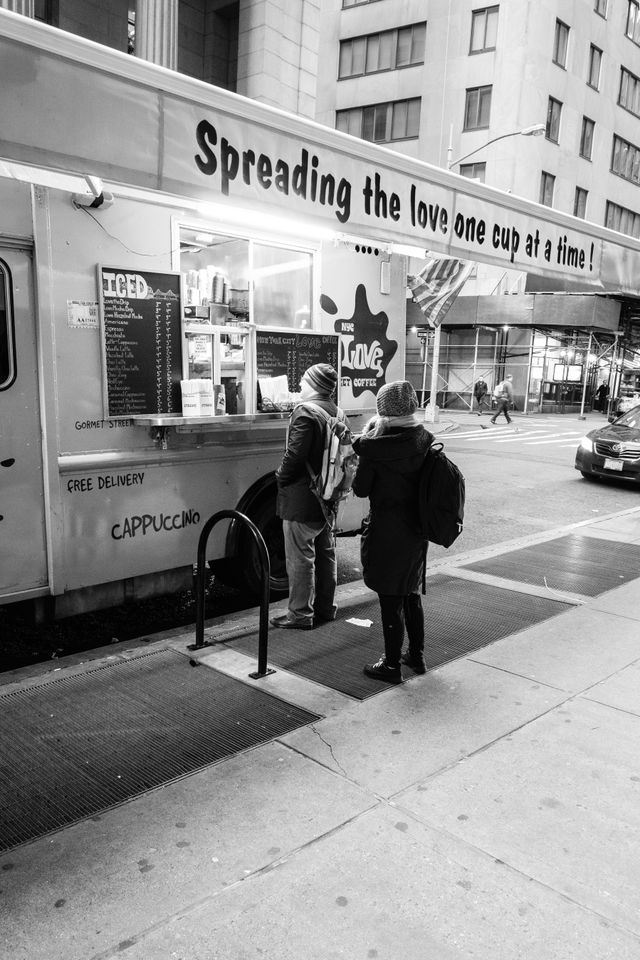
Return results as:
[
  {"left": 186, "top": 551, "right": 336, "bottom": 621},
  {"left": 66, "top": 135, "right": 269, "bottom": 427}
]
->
[
  {"left": 271, "top": 363, "right": 347, "bottom": 630},
  {"left": 490, "top": 374, "right": 514, "bottom": 424},
  {"left": 595, "top": 381, "right": 609, "bottom": 413},
  {"left": 352, "top": 380, "right": 432, "bottom": 683},
  {"left": 473, "top": 377, "right": 489, "bottom": 415}
]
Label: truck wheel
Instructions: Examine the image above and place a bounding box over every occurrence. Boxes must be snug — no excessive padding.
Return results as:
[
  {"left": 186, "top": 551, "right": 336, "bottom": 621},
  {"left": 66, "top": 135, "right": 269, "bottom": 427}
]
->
[{"left": 236, "top": 493, "right": 289, "bottom": 600}]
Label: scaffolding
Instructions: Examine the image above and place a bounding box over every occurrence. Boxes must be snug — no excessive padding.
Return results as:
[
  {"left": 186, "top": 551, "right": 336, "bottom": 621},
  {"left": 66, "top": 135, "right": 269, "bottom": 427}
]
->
[{"left": 407, "top": 325, "right": 633, "bottom": 415}]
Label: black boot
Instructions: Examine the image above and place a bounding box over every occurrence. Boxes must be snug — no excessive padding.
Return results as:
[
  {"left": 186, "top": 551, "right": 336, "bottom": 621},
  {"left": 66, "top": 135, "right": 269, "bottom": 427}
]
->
[
  {"left": 401, "top": 651, "right": 426, "bottom": 674},
  {"left": 363, "top": 657, "right": 402, "bottom": 683}
]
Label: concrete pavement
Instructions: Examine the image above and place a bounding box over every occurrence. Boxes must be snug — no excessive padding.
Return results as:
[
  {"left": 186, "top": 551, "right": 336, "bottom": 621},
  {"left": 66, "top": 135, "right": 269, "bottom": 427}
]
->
[{"left": 2, "top": 505, "right": 640, "bottom": 960}]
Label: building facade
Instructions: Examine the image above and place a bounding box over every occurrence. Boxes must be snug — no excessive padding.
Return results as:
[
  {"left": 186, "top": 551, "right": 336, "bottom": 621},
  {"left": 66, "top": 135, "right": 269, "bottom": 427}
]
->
[
  {"left": 1, "top": 0, "right": 320, "bottom": 118},
  {"left": 316, "top": 0, "right": 640, "bottom": 412},
  {"left": 5, "top": 0, "right": 640, "bottom": 411}
]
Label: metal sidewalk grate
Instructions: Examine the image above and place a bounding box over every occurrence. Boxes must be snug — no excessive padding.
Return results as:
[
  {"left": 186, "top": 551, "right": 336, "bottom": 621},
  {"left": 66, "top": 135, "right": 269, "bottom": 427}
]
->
[
  {"left": 461, "top": 534, "right": 640, "bottom": 596},
  {"left": 0, "top": 648, "right": 320, "bottom": 852},
  {"left": 231, "top": 575, "right": 571, "bottom": 699}
]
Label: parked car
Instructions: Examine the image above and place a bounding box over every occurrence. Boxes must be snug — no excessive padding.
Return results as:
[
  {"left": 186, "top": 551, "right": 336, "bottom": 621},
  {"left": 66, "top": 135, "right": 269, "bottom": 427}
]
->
[
  {"left": 575, "top": 404, "right": 640, "bottom": 483},
  {"left": 611, "top": 394, "right": 640, "bottom": 416}
]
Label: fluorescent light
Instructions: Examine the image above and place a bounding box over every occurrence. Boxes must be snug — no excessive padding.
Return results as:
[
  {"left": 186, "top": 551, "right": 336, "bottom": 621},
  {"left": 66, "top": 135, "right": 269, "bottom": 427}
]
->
[{"left": 196, "top": 201, "right": 336, "bottom": 242}]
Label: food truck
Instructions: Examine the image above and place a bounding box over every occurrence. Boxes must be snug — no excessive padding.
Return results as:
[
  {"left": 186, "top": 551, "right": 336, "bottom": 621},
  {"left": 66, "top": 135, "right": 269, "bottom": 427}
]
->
[{"left": 2, "top": 11, "right": 640, "bottom": 618}]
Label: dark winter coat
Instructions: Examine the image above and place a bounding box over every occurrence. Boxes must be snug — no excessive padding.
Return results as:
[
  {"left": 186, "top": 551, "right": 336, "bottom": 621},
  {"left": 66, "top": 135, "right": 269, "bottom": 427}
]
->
[
  {"left": 474, "top": 379, "right": 488, "bottom": 400},
  {"left": 352, "top": 424, "right": 432, "bottom": 595},
  {"left": 276, "top": 398, "right": 347, "bottom": 523}
]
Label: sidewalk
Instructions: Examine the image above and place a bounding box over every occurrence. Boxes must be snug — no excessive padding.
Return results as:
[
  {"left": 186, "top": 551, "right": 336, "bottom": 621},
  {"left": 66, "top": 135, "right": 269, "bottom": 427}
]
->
[
  {"left": 2, "top": 508, "right": 640, "bottom": 960},
  {"left": 433, "top": 405, "right": 609, "bottom": 434}
]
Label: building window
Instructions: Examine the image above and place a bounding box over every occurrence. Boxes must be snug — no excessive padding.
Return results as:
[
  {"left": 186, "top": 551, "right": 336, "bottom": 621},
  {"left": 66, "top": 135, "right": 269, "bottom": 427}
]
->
[
  {"left": 553, "top": 19, "right": 569, "bottom": 67},
  {"left": 0, "top": 260, "right": 16, "bottom": 391},
  {"left": 396, "top": 24, "right": 426, "bottom": 66},
  {"left": 339, "top": 23, "right": 426, "bottom": 78},
  {"left": 588, "top": 45, "right": 602, "bottom": 89},
  {"left": 128, "top": 8, "right": 135, "bottom": 55},
  {"left": 619, "top": 67, "right": 640, "bottom": 117},
  {"left": 611, "top": 134, "right": 640, "bottom": 185},
  {"left": 336, "top": 98, "right": 421, "bottom": 143},
  {"left": 470, "top": 6, "right": 499, "bottom": 54},
  {"left": 574, "top": 187, "right": 588, "bottom": 218},
  {"left": 34, "top": 0, "right": 57, "bottom": 24},
  {"left": 546, "top": 97, "right": 562, "bottom": 142},
  {"left": 580, "top": 116, "right": 595, "bottom": 159},
  {"left": 605, "top": 200, "right": 640, "bottom": 238},
  {"left": 464, "top": 85, "right": 492, "bottom": 129},
  {"left": 540, "top": 171, "right": 555, "bottom": 206},
  {"left": 595, "top": 0, "right": 607, "bottom": 16},
  {"left": 460, "top": 162, "right": 486, "bottom": 182},
  {"left": 626, "top": 1, "right": 640, "bottom": 44}
]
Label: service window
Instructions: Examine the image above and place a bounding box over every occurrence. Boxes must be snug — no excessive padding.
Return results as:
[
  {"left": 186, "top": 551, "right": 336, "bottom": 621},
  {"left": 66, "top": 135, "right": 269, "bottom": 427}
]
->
[
  {"left": 178, "top": 225, "right": 315, "bottom": 415},
  {"left": 253, "top": 243, "right": 313, "bottom": 328},
  {"left": 0, "top": 259, "right": 15, "bottom": 390}
]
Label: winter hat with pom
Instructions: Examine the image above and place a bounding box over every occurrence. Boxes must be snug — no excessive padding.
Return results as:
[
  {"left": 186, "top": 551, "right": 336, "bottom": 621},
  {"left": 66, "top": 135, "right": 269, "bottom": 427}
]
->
[{"left": 303, "top": 363, "right": 338, "bottom": 396}]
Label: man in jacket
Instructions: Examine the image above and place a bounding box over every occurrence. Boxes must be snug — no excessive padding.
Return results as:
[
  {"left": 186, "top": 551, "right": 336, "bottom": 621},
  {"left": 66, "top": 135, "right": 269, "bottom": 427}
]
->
[
  {"left": 271, "top": 363, "right": 347, "bottom": 630},
  {"left": 473, "top": 377, "right": 489, "bottom": 415},
  {"left": 490, "top": 374, "right": 514, "bottom": 424}
]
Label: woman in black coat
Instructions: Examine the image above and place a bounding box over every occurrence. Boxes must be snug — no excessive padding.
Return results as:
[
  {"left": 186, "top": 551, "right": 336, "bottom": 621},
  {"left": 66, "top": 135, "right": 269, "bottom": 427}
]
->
[{"left": 352, "top": 380, "right": 433, "bottom": 683}]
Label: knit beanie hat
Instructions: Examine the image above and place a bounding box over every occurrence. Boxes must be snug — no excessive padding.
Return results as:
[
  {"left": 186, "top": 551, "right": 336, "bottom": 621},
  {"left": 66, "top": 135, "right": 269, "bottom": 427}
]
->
[
  {"left": 376, "top": 380, "right": 418, "bottom": 417},
  {"left": 304, "top": 363, "right": 338, "bottom": 395}
]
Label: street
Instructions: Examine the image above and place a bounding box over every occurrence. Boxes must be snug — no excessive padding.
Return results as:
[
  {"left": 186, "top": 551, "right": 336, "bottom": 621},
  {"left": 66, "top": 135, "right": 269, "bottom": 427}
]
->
[{"left": 337, "top": 411, "right": 640, "bottom": 582}]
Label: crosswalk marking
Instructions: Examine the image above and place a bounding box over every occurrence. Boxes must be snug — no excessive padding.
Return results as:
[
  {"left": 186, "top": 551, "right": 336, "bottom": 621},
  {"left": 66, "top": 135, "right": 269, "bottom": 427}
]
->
[
  {"left": 454, "top": 427, "right": 513, "bottom": 440},
  {"left": 443, "top": 423, "right": 586, "bottom": 448},
  {"left": 526, "top": 436, "right": 583, "bottom": 445},
  {"left": 494, "top": 431, "right": 550, "bottom": 443}
]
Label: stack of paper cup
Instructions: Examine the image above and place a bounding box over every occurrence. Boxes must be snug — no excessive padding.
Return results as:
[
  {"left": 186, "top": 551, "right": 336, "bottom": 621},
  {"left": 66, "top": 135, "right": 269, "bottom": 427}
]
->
[
  {"left": 181, "top": 379, "right": 200, "bottom": 416},
  {"left": 181, "top": 379, "right": 215, "bottom": 417},
  {"left": 199, "top": 379, "right": 215, "bottom": 416}
]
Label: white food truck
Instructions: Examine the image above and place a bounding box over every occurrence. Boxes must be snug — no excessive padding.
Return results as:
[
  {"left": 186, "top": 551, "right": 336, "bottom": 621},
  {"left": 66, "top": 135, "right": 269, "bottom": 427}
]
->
[{"left": 1, "top": 12, "right": 639, "bottom": 618}]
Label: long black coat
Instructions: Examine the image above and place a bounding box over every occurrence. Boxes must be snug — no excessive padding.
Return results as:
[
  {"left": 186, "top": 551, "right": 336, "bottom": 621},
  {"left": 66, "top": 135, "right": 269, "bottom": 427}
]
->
[
  {"left": 276, "top": 399, "right": 344, "bottom": 523},
  {"left": 352, "top": 424, "right": 432, "bottom": 595}
]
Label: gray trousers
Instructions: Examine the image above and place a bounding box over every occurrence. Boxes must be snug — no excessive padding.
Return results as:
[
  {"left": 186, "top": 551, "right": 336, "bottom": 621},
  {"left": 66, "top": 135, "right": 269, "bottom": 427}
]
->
[{"left": 282, "top": 519, "right": 337, "bottom": 623}]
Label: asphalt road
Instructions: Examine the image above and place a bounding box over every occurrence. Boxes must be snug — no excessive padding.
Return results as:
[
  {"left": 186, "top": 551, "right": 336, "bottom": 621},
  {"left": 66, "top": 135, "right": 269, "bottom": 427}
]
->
[{"left": 336, "top": 412, "right": 640, "bottom": 582}]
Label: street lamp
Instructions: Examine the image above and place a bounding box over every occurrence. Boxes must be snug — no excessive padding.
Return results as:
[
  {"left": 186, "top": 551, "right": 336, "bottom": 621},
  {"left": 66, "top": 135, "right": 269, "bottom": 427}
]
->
[{"left": 447, "top": 123, "right": 545, "bottom": 169}]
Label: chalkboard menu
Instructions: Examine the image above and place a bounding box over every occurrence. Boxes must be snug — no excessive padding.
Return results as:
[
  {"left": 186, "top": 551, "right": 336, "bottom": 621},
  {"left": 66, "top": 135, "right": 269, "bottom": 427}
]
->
[
  {"left": 100, "top": 267, "right": 182, "bottom": 417},
  {"left": 256, "top": 330, "right": 339, "bottom": 392}
]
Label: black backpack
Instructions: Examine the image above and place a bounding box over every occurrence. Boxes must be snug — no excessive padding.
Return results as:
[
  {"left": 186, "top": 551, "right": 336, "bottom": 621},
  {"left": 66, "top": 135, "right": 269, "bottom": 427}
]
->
[{"left": 417, "top": 441, "right": 465, "bottom": 548}]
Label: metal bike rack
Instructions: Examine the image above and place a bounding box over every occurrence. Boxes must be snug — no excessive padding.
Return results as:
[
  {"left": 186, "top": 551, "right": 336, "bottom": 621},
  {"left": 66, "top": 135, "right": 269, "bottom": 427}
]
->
[{"left": 188, "top": 509, "right": 274, "bottom": 679}]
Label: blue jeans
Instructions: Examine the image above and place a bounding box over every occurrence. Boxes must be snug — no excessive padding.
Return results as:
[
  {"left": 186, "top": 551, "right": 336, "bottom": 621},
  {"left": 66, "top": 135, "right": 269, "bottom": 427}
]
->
[{"left": 283, "top": 519, "right": 337, "bottom": 623}]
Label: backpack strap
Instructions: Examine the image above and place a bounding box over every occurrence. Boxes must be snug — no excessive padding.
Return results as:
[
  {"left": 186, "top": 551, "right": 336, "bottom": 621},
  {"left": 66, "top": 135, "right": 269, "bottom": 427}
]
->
[
  {"left": 297, "top": 402, "right": 333, "bottom": 482},
  {"left": 297, "top": 402, "right": 346, "bottom": 530},
  {"left": 285, "top": 401, "right": 341, "bottom": 442},
  {"left": 300, "top": 401, "right": 345, "bottom": 423},
  {"left": 296, "top": 402, "right": 335, "bottom": 504}
]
